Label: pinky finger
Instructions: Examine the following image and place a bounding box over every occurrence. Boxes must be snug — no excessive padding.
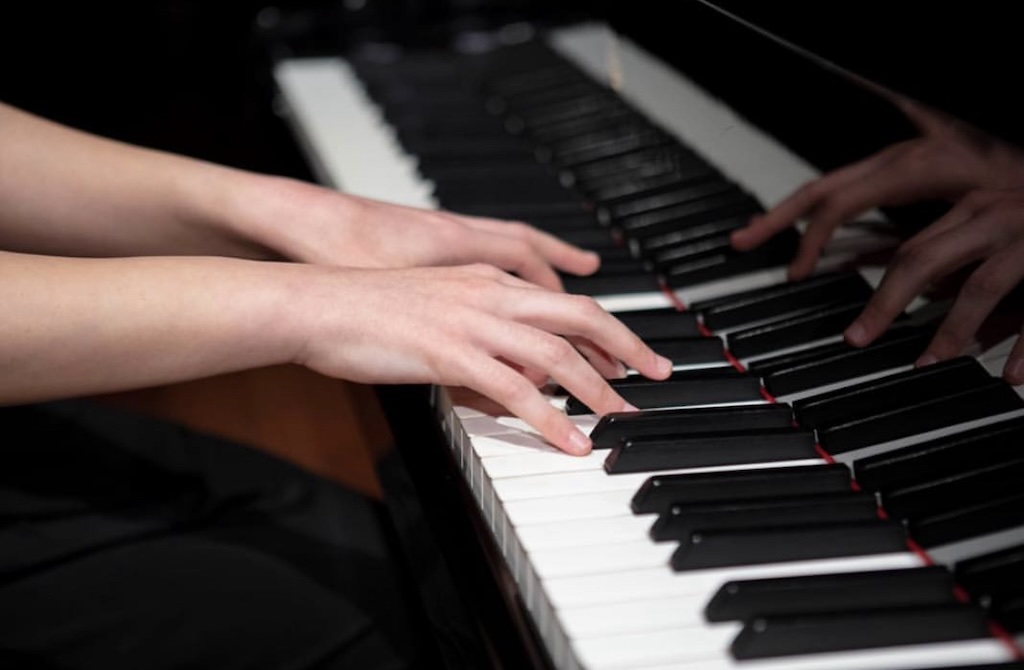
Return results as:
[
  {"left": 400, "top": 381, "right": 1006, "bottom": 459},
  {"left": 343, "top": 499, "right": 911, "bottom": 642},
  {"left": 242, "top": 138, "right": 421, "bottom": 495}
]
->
[{"left": 1003, "top": 333, "right": 1024, "bottom": 386}]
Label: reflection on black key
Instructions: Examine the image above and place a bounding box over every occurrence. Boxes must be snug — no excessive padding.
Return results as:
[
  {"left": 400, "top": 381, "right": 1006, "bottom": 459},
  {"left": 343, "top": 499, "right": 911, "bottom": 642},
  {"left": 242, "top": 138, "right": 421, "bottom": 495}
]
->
[
  {"left": 590, "top": 404, "right": 795, "bottom": 449},
  {"left": 613, "top": 308, "right": 701, "bottom": 340},
  {"left": 631, "top": 463, "right": 852, "bottom": 515},
  {"left": 908, "top": 490, "right": 1024, "bottom": 548},
  {"left": 646, "top": 336, "right": 728, "bottom": 366},
  {"left": 561, "top": 271, "right": 661, "bottom": 296},
  {"left": 635, "top": 215, "right": 752, "bottom": 256},
  {"left": 662, "top": 230, "right": 799, "bottom": 290},
  {"left": 615, "top": 190, "right": 759, "bottom": 237},
  {"left": 670, "top": 519, "right": 906, "bottom": 570},
  {"left": 730, "top": 604, "right": 991, "bottom": 659},
  {"left": 881, "top": 458, "right": 1024, "bottom": 520},
  {"left": 955, "top": 544, "right": 1024, "bottom": 603},
  {"left": 854, "top": 415, "right": 1024, "bottom": 493},
  {"left": 695, "top": 271, "right": 874, "bottom": 331},
  {"left": 819, "top": 379, "right": 1024, "bottom": 454},
  {"left": 726, "top": 300, "right": 868, "bottom": 359},
  {"left": 564, "top": 369, "right": 763, "bottom": 415},
  {"left": 793, "top": 357, "right": 991, "bottom": 429},
  {"left": 753, "top": 326, "right": 933, "bottom": 397},
  {"left": 704, "top": 565, "right": 957, "bottom": 622},
  {"left": 605, "top": 427, "right": 816, "bottom": 473},
  {"left": 599, "top": 179, "right": 738, "bottom": 223},
  {"left": 650, "top": 491, "right": 878, "bottom": 542}
]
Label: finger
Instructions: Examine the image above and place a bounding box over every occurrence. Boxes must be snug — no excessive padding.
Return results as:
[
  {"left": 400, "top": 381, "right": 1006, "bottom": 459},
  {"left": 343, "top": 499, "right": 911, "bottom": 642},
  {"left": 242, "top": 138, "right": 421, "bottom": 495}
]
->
[
  {"left": 466, "top": 218, "right": 601, "bottom": 277},
  {"left": 1003, "top": 332, "right": 1024, "bottom": 386},
  {"left": 916, "top": 247, "right": 1024, "bottom": 367},
  {"left": 458, "top": 233, "right": 565, "bottom": 290},
  {"left": 496, "top": 289, "right": 673, "bottom": 381},
  {"left": 731, "top": 147, "right": 904, "bottom": 252},
  {"left": 902, "top": 189, "right": 995, "bottom": 249},
  {"left": 570, "top": 336, "right": 628, "bottom": 379},
  {"left": 457, "top": 351, "right": 594, "bottom": 455},
  {"left": 845, "top": 226, "right": 991, "bottom": 347}
]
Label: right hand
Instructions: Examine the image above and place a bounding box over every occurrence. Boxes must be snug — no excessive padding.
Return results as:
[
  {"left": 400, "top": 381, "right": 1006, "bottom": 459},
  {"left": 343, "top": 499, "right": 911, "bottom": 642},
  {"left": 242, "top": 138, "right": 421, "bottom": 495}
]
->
[{"left": 287, "top": 263, "right": 673, "bottom": 455}]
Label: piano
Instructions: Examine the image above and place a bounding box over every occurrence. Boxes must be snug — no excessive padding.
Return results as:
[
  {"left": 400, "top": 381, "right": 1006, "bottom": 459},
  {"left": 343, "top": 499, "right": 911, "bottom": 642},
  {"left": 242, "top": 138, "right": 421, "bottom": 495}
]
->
[{"left": 263, "top": 1, "right": 1024, "bottom": 668}]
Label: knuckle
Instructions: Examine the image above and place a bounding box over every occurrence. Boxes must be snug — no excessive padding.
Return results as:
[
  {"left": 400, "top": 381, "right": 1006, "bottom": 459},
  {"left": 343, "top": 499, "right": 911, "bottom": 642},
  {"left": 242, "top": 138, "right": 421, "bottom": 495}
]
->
[{"left": 537, "top": 337, "right": 577, "bottom": 371}]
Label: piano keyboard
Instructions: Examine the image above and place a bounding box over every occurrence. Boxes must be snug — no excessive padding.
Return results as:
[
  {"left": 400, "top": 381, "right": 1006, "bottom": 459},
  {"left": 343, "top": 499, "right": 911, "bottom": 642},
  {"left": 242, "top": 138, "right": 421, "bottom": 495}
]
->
[{"left": 272, "top": 21, "right": 1024, "bottom": 670}]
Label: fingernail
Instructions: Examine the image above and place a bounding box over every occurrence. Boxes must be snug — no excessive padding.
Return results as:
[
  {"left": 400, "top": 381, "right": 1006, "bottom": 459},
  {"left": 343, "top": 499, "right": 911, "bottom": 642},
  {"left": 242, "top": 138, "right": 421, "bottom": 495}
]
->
[
  {"left": 916, "top": 353, "right": 938, "bottom": 368},
  {"left": 568, "top": 430, "right": 592, "bottom": 455}
]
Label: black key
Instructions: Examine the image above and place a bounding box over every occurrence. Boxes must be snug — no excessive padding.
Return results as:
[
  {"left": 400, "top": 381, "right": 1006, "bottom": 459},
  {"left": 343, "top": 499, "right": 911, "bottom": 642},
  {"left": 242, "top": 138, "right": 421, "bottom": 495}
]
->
[
  {"left": 584, "top": 163, "right": 718, "bottom": 204},
  {"left": 630, "top": 463, "right": 852, "bottom": 515},
  {"left": 647, "top": 232, "right": 738, "bottom": 272},
  {"left": 670, "top": 519, "right": 907, "bottom": 570},
  {"left": 662, "top": 230, "right": 799, "bottom": 289},
  {"left": 753, "top": 326, "right": 933, "bottom": 397},
  {"left": 563, "top": 146, "right": 696, "bottom": 187},
  {"left": 589, "top": 404, "right": 795, "bottom": 449},
  {"left": 704, "top": 565, "right": 958, "bottom": 622},
  {"left": 598, "top": 179, "right": 739, "bottom": 223},
  {"left": 955, "top": 544, "right": 1024, "bottom": 602},
  {"left": 548, "top": 132, "right": 671, "bottom": 169},
  {"left": 612, "top": 308, "right": 702, "bottom": 340},
  {"left": 646, "top": 336, "right": 728, "bottom": 366},
  {"left": 556, "top": 227, "right": 619, "bottom": 249},
  {"left": 818, "top": 379, "right": 1024, "bottom": 454},
  {"left": 564, "top": 369, "right": 763, "bottom": 415},
  {"left": 605, "top": 427, "right": 817, "bottom": 473},
  {"left": 793, "top": 356, "right": 991, "bottom": 430},
  {"left": 854, "top": 416, "right": 1024, "bottom": 493},
  {"left": 908, "top": 490, "right": 1024, "bottom": 548},
  {"left": 994, "top": 596, "right": 1024, "bottom": 633},
  {"left": 881, "top": 457, "right": 1024, "bottom": 521},
  {"left": 730, "top": 604, "right": 991, "bottom": 659},
  {"left": 633, "top": 215, "right": 752, "bottom": 256},
  {"left": 725, "top": 299, "right": 868, "bottom": 359},
  {"left": 561, "top": 271, "right": 661, "bottom": 296},
  {"left": 615, "top": 189, "right": 758, "bottom": 236},
  {"left": 650, "top": 491, "right": 878, "bottom": 542},
  {"left": 694, "top": 271, "right": 874, "bottom": 331}
]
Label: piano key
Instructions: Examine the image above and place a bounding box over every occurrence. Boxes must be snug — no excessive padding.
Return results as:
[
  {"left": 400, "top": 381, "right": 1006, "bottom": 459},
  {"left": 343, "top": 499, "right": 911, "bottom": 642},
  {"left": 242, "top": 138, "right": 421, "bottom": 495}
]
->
[
  {"left": 633, "top": 214, "right": 753, "bottom": 256},
  {"left": 561, "top": 270, "right": 663, "bottom": 296},
  {"left": 604, "top": 426, "right": 817, "bottom": 473},
  {"left": 793, "top": 357, "right": 993, "bottom": 430},
  {"left": 589, "top": 403, "right": 795, "bottom": 449},
  {"left": 610, "top": 307, "right": 702, "bottom": 339},
  {"left": 819, "top": 380, "right": 1024, "bottom": 455},
  {"left": 670, "top": 519, "right": 908, "bottom": 571},
  {"left": 631, "top": 463, "right": 853, "bottom": 515},
  {"left": 725, "top": 299, "right": 870, "bottom": 359},
  {"left": 731, "top": 605, "right": 993, "bottom": 661},
  {"left": 881, "top": 457, "right": 1024, "bottom": 521},
  {"left": 615, "top": 190, "right": 762, "bottom": 239},
  {"left": 853, "top": 416, "right": 1024, "bottom": 493},
  {"left": 644, "top": 336, "right": 728, "bottom": 367},
  {"left": 649, "top": 491, "right": 879, "bottom": 542},
  {"left": 598, "top": 178, "right": 741, "bottom": 223},
  {"left": 662, "top": 230, "right": 800, "bottom": 290},
  {"left": 564, "top": 369, "right": 765, "bottom": 415},
  {"left": 908, "top": 491, "right": 1024, "bottom": 548},
  {"left": 703, "top": 565, "right": 958, "bottom": 622},
  {"left": 694, "top": 270, "right": 875, "bottom": 331},
  {"left": 955, "top": 543, "right": 1024, "bottom": 602},
  {"left": 751, "top": 325, "right": 934, "bottom": 397}
]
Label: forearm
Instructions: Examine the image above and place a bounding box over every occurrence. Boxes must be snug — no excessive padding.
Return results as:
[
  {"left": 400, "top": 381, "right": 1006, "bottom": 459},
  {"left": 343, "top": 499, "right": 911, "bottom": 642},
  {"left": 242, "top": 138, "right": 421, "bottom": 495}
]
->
[
  {"left": 0, "top": 101, "right": 297, "bottom": 259},
  {"left": 0, "top": 250, "right": 302, "bottom": 403}
]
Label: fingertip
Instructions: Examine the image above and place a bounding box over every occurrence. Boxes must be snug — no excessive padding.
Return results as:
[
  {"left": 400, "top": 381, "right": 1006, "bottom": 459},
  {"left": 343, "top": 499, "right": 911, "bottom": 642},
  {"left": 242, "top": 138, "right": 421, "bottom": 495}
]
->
[
  {"left": 567, "top": 429, "right": 592, "bottom": 456},
  {"left": 655, "top": 355, "right": 673, "bottom": 379},
  {"left": 915, "top": 352, "right": 939, "bottom": 368},
  {"left": 1005, "top": 358, "right": 1024, "bottom": 387},
  {"left": 844, "top": 321, "right": 869, "bottom": 347}
]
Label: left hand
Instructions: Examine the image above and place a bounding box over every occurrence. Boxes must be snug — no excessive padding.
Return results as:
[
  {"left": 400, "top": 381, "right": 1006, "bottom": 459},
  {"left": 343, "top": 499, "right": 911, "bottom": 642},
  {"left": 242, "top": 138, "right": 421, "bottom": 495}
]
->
[{"left": 247, "top": 178, "right": 600, "bottom": 291}]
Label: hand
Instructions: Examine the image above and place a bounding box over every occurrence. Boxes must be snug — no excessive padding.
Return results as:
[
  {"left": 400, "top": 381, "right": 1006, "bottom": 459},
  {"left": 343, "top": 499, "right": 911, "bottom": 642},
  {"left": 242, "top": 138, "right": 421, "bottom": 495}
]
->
[
  {"left": 842, "top": 188, "right": 1024, "bottom": 384},
  {"left": 248, "top": 178, "right": 600, "bottom": 291},
  {"left": 731, "top": 97, "right": 1024, "bottom": 280},
  {"left": 288, "top": 263, "right": 674, "bottom": 454}
]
